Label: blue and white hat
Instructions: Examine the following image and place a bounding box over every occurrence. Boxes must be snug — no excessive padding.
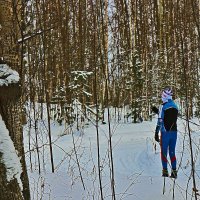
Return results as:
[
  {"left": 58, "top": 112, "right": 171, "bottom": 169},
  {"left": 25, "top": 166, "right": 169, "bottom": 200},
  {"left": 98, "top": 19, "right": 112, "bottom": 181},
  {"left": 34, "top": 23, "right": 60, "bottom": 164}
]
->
[{"left": 162, "top": 87, "right": 172, "bottom": 103}]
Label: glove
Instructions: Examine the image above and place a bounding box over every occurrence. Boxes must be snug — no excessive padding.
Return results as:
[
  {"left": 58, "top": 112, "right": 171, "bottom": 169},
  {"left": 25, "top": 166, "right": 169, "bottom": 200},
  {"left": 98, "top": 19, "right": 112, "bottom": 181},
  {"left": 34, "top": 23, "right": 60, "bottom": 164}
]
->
[
  {"left": 152, "top": 106, "right": 159, "bottom": 114},
  {"left": 154, "top": 132, "right": 160, "bottom": 142}
]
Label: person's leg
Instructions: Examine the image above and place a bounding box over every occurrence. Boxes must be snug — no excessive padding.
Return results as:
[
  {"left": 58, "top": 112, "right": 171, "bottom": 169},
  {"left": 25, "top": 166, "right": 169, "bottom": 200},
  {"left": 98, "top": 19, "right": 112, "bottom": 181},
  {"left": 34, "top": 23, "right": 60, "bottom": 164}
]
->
[
  {"left": 160, "top": 132, "right": 169, "bottom": 173},
  {"left": 169, "top": 132, "right": 177, "bottom": 169}
]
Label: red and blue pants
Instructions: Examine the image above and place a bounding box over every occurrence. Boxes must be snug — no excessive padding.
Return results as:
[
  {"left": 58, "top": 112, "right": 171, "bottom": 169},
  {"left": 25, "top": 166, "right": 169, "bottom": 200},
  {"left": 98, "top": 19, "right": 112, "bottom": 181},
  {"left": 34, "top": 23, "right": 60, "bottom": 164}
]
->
[{"left": 160, "top": 131, "right": 177, "bottom": 170}]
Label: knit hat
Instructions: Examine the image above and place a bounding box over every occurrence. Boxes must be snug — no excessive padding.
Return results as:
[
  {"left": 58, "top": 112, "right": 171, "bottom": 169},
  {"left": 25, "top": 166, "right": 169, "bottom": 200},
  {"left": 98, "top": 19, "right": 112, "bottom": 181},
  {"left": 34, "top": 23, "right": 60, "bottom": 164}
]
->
[{"left": 162, "top": 87, "right": 172, "bottom": 103}]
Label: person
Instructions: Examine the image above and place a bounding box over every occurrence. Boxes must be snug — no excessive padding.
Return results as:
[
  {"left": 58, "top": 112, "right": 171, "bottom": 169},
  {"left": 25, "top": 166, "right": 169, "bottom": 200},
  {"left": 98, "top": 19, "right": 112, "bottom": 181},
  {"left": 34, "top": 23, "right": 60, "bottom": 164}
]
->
[{"left": 154, "top": 87, "right": 178, "bottom": 178}]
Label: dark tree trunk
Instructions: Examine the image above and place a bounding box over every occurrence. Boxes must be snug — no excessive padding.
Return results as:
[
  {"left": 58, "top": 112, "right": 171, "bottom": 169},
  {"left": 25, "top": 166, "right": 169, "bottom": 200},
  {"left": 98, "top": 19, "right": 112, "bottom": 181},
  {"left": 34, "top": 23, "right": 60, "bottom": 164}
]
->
[{"left": 0, "top": 83, "right": 30, "bottom": 200}]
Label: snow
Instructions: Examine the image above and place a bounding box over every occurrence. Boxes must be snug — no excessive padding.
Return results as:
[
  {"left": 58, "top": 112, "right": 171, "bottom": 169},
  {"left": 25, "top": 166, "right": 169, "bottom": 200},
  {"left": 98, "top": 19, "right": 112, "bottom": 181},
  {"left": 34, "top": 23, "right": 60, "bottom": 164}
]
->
[
  {"left": 23, "top": 106, "right": 200, "bottom": 200},
  {"left": 0, "top": 64, "right": 20, "bottom": 86},
  {"left": 0, "top": 115, "right": 23, "bottom": 190}
]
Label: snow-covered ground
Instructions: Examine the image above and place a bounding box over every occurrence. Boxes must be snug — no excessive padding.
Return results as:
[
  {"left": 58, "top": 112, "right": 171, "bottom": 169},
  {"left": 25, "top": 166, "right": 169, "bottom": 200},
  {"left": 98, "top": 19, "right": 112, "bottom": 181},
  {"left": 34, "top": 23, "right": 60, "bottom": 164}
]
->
[{"left": 23, "top": 107, "right": 200, "bottom": 200}]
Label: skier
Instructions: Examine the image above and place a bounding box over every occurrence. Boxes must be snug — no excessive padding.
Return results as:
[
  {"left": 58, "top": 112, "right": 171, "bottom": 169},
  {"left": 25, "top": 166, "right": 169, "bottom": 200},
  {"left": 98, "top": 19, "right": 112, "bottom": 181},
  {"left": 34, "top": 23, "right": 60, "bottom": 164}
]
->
[{"left": 154, "top": 87, "right": 178, "bottom": 178}]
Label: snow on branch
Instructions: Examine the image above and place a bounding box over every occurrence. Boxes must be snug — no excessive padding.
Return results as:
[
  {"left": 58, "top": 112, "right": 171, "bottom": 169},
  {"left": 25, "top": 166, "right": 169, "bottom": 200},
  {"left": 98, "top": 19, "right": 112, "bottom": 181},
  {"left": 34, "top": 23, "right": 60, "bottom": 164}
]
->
[
  {"left": 0, "top": 115, "right": 23, "bottom": 191},
  {"left": 71, "top": 70, "right": 93, "bottom": 80},
  {"left": 0, "top": 64, "right": 20, "bottom": 86}
]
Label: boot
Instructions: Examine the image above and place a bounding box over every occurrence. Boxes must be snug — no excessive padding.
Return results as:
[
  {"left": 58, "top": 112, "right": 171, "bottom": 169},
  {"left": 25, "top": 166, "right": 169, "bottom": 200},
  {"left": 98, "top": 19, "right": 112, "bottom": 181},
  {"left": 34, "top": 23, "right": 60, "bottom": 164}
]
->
[
  {"left": 162, "top": 169, "right": 169, "bottom": 177},
  {"left": 170, "top": 169, "right": 177, "bottom": 179}
]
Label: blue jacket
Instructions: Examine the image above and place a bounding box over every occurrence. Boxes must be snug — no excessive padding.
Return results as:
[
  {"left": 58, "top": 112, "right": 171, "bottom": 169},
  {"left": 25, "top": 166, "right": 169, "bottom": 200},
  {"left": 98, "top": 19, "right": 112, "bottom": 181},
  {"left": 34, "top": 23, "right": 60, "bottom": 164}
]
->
[{"left": 156, "top": 99, "right": 178, "bottom": 133}]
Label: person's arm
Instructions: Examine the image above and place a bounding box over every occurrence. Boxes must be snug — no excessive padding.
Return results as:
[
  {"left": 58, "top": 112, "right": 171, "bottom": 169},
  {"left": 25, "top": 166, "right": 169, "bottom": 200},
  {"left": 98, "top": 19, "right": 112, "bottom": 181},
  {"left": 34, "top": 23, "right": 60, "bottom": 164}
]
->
[{"left": 155, "top": 105, "right": 163, "bottom": 142}]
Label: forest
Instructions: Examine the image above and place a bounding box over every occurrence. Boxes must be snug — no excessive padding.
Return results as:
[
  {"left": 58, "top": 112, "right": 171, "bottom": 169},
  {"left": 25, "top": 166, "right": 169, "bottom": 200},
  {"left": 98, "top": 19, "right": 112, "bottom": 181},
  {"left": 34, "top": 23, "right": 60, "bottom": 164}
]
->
[{"left": 0, "top": 0, "right": 200, "bottom": 200}]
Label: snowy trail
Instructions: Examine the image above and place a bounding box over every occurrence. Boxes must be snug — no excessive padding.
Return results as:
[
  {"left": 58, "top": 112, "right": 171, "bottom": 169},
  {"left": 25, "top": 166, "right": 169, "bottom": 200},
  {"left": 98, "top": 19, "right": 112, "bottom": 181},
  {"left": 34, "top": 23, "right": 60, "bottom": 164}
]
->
[
  {"left": 108, "top": 122, "right": 184, "bottom": 200},
  {"left": 24, "top": 117, "right": 200, "bottom": 200}
]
